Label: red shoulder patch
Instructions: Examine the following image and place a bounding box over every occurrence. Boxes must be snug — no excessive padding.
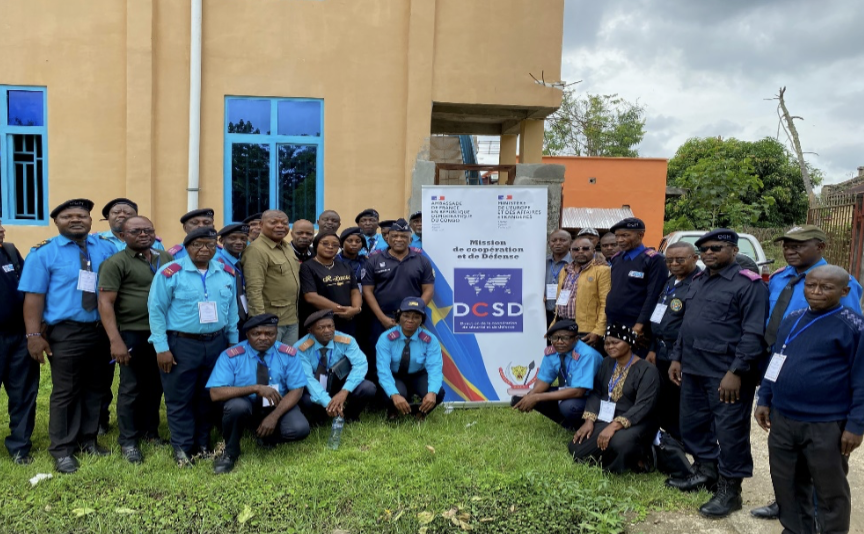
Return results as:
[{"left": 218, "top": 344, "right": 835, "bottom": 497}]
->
[
  {"left": 644, "top": 248, "right": 657, "bottom": 257},
  {"left": 226, "top": 345, "right": 245, "bottom": 358},
  {"left": 168, "top": 244, "right": 183, "bottom": 255},
  {"left": 418, "top": 331, "right": 432, "bottom": 343},
  {"left": 277, "top": 344, "right": 297, "bottom": 356},
  {"left": 768, "top": 266, "right": 787, "bottom": 279},
  {"left": 738, "top": 269, "right": 762, "bottom": 282},
  {"left": 544, "top": 346, "right": 555, "bottom": 356},
  {"left": 161, "top": 263, "right": 182, "bottom": 277},
  {"left": 410, "top": 247, "right": 423, "bottom": 253},
  {"left": 571, "top": 350, "right": 581, "bottom": 361},
  {"left": 220, "top": 261, "right": 235, "bottom": 276},
  {"left": 155, "top": 236, "right": 163, "bottom": 242},
  {"left": 387, "top": 330, "right": 400, "bottom": 341}
]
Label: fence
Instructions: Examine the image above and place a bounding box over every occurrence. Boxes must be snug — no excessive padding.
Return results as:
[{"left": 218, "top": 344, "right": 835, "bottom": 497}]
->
[{"left": 806, "top": 192, "right": 864, "bottom": 281}]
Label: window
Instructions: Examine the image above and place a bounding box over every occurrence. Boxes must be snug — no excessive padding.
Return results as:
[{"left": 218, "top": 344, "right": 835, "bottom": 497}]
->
[
  {"left": 224, "top": 97, "right": 323, "bottom": 224},
  {"left": 0, "top": 86, "right": 48, "bottom": 225}
]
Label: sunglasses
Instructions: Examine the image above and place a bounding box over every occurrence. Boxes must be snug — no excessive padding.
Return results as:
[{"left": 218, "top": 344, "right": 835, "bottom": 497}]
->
[
  {"left": 549, "top": 335, "right": 576, "bottom": 342},
  {"left": 665, "top": 256, "right": 694, "bottom": 264},
  {"left": 125, "top": 228, "right": 155, "bottom": 236},
  {"left": 698, "top": 245, "right": 727, "bottom": 253},
  {"left": 570, "top": 246, "right": 593, "bottom": 252}
]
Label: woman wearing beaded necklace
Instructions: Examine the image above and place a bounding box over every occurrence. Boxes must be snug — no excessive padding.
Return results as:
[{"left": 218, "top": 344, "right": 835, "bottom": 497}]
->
[{"left": 299, "top": 232, "right": 362, "bottom": 336}]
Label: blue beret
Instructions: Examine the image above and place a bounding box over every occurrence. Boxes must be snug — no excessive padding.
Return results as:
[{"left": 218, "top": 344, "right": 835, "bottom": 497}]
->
[
  {"left": 243, "top": 313, "right": 279, "bottom": 332},
  {"left": 50, "top": 198, "right": 94, "bottom": 219},
  {"left": 695, "top": 228, "right": 739, "bottom": 247},
  {"left": 610, "top": 217, "right": 645, "bottom": 232},
  {"left": 390, "top": 218, "right": 411, "bottom": 232}
]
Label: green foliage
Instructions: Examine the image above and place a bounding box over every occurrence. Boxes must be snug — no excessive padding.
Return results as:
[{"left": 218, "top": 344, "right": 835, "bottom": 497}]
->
[
  {"left": 0, "top": 370, "right": 702, "bottom": 533},
  {"left": 544, "top": 92, "right": 646, "bottom": 157}
]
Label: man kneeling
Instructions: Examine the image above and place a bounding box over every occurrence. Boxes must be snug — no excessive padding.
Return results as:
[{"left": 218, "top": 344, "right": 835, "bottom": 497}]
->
[
  {"left": 296, "top": 310, "right": 377, "bottom": 424},
  {"left": 207, "top": 314, "right": 310, "bottom": 474}
]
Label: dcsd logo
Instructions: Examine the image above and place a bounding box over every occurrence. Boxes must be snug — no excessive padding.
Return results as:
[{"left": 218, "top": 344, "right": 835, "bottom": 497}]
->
[{"left": 452, "top": 268, "right": 523, "bottom": 333}]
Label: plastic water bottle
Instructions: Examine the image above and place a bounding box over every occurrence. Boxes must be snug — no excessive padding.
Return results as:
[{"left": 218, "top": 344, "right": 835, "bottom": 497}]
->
[{"left": 327, "top": 416, "right": 344, "bottom": 450}]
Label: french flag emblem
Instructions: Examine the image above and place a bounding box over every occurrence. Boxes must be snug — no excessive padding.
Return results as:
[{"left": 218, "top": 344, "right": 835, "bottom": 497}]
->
[
  {"left": 432, "top": 196, "right": 445, "bottom": 201},
  {"left": 498, "top": 194, "right": 513, "bottom": 200}
]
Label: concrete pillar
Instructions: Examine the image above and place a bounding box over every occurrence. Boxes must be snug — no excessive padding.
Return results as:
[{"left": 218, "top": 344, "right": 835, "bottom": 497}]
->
[
  {"left": 125, "top": 0, "right": 155, "bottom": 217},
  {"left": 513, "top": 164, "right": 565, "bottom": 236},
  {"left": 499, "top": 134, "right": 517, "bottom": 164},
  {"left": 518, "top": 119, "right": 545, "bottom": 164}
]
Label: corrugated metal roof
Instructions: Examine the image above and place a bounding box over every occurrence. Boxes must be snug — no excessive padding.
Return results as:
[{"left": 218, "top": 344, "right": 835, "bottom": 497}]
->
[{"left": 561, "top": 207, "right": 634, "bottom": 231}]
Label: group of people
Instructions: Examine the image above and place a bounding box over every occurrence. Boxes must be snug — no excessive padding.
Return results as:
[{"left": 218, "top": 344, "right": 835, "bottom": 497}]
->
[
  {"left": 526, "top": 218, "right": 864, "bottom": 531},
  {"left": 0, "top": 197, "right": 441, "bottom": 476}
]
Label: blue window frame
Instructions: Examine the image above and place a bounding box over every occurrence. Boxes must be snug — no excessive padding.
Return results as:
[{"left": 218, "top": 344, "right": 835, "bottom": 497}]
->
[
  {"left": 0, "top": 86, "right": 48, "bottom": 226},
  {"left": 224, "top": 97, "right": 323, "bottom": 224}
]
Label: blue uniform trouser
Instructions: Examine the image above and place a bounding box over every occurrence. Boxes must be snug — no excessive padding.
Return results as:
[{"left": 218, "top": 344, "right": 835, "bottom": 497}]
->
[
  {"left": 383, "top": 370, "right": 445, "bottom": 416},
  {"left": 299, "top": 379, "right": 377, "bottom": 425},
  {"left": 680, "top": 372, "right": 756, "bottom": 479},
  {"left": 510, "top": 390, "right": 586, "bottom": 431},
  {"left": 220, "top": 397, "right": 310, "bottom": 457},
  {"left": 0, "top": 331, "right": 39, "bottom": 458},
  {"left": 160, "top": 332, "right": 227, "bottom": 454}
]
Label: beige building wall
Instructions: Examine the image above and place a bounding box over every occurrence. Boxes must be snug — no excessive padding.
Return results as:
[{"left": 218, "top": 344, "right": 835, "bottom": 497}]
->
[{"left": 0, "top": 0, "right": 563, "bottom": 249}]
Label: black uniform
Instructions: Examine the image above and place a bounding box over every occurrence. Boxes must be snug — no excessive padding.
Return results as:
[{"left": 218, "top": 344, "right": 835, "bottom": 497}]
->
[
  {"left": 648, "top": 268, "right": 701, "bottom": 439},
  {"left": 606, "top": 245, "right": 668, "bottom": 335},
  {"left": 670, "top": 262, "right": 768, "bottom": 479}
]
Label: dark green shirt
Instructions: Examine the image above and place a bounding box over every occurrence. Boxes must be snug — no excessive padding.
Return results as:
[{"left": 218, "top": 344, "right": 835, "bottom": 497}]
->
[{"left": 97, "top": 247, "right": 174, "bottom": 331}]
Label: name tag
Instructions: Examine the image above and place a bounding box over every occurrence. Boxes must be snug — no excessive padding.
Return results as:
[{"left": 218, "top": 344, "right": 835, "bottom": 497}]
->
[
  {"left": 628, "top": 271, "right": 645, "bottom": 279},
  {"left": 198, "top": 301, "right": 218, "bottom": 324},
  {"left": 77, "top": 270, "right": 97, "bottom": 293},
  {"left": 556, "top": 289, "right": 572, "bottom": 306},
  {"left": 240, "top": 294, "right": 248, "bottom": 313},
  {"left": 599, "top": 400, "right": 616, "bottom": 423},
  {"left": 318, "top": 373, "right": 328, "bottom": 389},
  {"left": 2, "top": 264, "right": 14, "bottom": 273},
  {"left": 650, "top": 303, "right": 668, "bottom": 324},
  {"left": 262, "top": 383, "right": 281, "bottom": 407},
  {"left": 764, "top": 353, "right": 786, "bottom": 382},
  {"left": 545, "top": 284, "right": 557, "bottom": 300}
]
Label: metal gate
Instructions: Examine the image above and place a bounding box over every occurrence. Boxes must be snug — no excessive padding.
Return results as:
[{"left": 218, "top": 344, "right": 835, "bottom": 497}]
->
[{"left": 807, "top": 192, "right": 864, "bottom": 283}]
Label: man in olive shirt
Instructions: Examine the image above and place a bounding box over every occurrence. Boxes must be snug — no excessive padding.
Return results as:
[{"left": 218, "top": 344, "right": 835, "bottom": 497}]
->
[
  {"left": 241, "top": 210, "right": 301, "bottom": 345},
  {"left": 97, "top": 216, "right": 174, "bottom": 463}
]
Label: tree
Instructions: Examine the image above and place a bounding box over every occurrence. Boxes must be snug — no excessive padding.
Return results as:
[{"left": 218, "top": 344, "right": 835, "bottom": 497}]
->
[
  {"left": 768, "top": 87, "right": 815, "bottom": 196},
  {"left": 543, "top": 91, "right": 645, "bottom": 157}
]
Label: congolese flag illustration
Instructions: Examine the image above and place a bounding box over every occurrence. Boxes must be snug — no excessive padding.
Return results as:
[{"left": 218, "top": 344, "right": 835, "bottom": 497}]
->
[{"left": 424, "top": 259, "right": 500, "bottom": 401}]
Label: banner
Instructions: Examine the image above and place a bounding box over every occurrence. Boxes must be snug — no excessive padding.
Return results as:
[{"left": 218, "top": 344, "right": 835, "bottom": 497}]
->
[{"left": 422, "top": 185, "right": 548, "bottom": 402}]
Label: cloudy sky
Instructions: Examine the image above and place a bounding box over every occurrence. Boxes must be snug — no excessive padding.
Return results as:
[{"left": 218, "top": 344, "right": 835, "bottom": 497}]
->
[{"left": 482, "top": 0, "right": 863, "bottom": 186}]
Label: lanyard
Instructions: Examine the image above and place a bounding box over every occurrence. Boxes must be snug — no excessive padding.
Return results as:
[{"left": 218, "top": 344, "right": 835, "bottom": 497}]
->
[
  {"left": 199, "top": 270, "right": 209, "bottom": 300},
  {"left": 77, "top": 245, "right": 92, "bottom": 271},
  {"left": 549, "top": 260, "right": 565, "bottom": 282},
  {"left": 148, "top": 252, "right": 162, "bottom": 275},
  {"left": 368, "top": 236, "right": 378, "bottom": 250},
  {"left": 662, "top": 282, "right": 677, "bottom": 303},
  {"left": 780, "top": 307, "right": 843, "bottom": 353},
  {"left": 608, "top": 355, "right": 635, "bottom": 397},
  {"left": 254, "top": 350, "right": 268, "bottom": 367},
  {"left": 558, "top": 353, "right": 572, "bottom": 381}
]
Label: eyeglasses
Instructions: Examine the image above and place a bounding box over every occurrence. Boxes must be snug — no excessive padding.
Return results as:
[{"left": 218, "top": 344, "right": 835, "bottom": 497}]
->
[
  {"left": 549, "top": 335, "right": 576, "bottom": 342},
  {"left": 698, "top": 245, "right": 727, "bottom": 253},
  {"left": 570, "top": 246, "right": 593, "bottom": 252},
  {"left": 125, "top": 228, "right": 155, "bottom": 236},
  {"left": 665, "top": 256, "right": 694, "bottom": 264},
  {"left": 188, "top": 242, "right": 217, "bottom": 250}
]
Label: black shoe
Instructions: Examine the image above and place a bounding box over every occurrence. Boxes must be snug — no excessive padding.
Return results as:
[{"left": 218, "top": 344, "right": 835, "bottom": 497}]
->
[
  {"left": 700, "top": 476, "right": 743, "bottom": 519},
  {"left": 665, "top": 462, "right": 718, "bottom": 492},
  {"left": 79, "top": 442, "right": 111, "bottom": 456},
  {"left": 142, "top": 435, "right": 170, "bottom": 446},
  {"left": 12, "top": 453, "right": 33, "bottom": 465},
  {"left": 750, "top": 501, "right": 779, "bottom": 520},
  {"left": 98, "top": 423, "right": 110, "bottom": 436},
  {"left": 121, "top": 446, "right": 143, "bottom": 464},
  {"left": 54, "top": 456, "right": 79, "bottom": 474},
  {"left": 213, "top": 454, "right": 236, "bottom": 475},
  {"left": 173, "top": 449, "right": 194, "bottom": 468}
]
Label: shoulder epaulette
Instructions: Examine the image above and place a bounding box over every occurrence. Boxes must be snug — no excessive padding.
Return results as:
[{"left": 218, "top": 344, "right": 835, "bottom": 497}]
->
[
  {"left": 161, "top": 262, "right": 182, "bottom": 277},
  {"left": 418, "top": 331, "right": 432, "bottom": 343},
  {"left": 694, "top": 270, "right": 706, "bottom": 279},
  {"left": 410, "top": 247, "right": 423, "bottom": 253},
  {"left": 31, "top": 239, "right": 52, "bottom": 251},
  {"left": 98, "top": 234, "right": 110, "bottom": 240},
  {"left": 277, "top": 344, "right": 297, "bottom": 356},
  {"left": 571, "top": 350, "right": 581, "bottom": 361},
  {"left": 155, "top": 236, "right": 163, "bottom": 242},
  {"left": 610, "top": 251, "right": 622, "bottom": 260},
  {"left": 220, "top": 261, "right": 236, "bottom": 276},
  {"left": 644, "top": 248, "right": 657, "bottom": 257},
  {"left": 769, "top": 266, "right": 787, "bottom": 279},
  {"left": 544, "top": 346, "right": 556, "bottom": 356},
  {"left": 168, "top": 244, "right": 183, "bottom": 255},
  {"left": 369, "top": 250, "right": 382, "bottom": 256},
  {"left": 226, "top": 345, "right": 245, "bottom": 358},
  {"left": 841, "top": 308, "right": 864, "bottom": 332},
  {"left": 387, "top": 330, "right": 400, "bottom": 341},
  {"left": 334, "top": 335, "right": 352, "bottom": 345},
  {"left": 738, "top": 269, "right": 762, "bottom": 282},
  {"left": 298, "top": 338, "right": 315, "bottom": 352}
]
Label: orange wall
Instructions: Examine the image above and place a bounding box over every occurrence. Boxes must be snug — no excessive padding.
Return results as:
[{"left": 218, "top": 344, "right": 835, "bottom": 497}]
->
[{"left": 548, "top": 156, "right": 668, "bottom": 248}]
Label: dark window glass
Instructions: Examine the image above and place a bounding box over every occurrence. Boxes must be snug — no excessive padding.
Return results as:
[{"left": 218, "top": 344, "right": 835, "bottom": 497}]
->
[
  {"left": 7, "top": 91, "right": 44, "bottom": 126},
  {"left": 277, "top": 101, "right": 321, "bottom": 137},
  {"left": 230, "top": 143, "right": 270, "bottom": 222},
  {"left": 12, "top": 134, "right": 45, "bottom": 220},
  {"left": 227, "top": 99, "right": 270, "bottom": 135},
  {"left": 277, "top": 144, "right": 317, "bottom": 222}
]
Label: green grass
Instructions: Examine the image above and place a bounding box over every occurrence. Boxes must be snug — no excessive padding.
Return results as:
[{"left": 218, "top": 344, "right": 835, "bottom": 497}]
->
[{"left": 0, "top": 369, "right": 703, "bottom": 534}]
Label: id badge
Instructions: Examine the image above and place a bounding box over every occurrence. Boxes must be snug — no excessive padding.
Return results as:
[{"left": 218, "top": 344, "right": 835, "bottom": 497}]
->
[
  {"left": 240, "top": 294, "right": 249, "bottom": 313},
  {"left": 1, "top": 264, "right": 13, "bottom": 273},
  {"left": 599, "top": 400, "right": 616, "bottom": 423},
  {"left": 545, "top": 284, "right": 557, "bottom": 300},
  {"left": 556, "top": 289, "right": 572, "bottom": 306},
  {"left": 318, "top": 373, "right": 328, "bottom": 389},
  {"left": 197, "top": 301, "right": 218, "bottom": 324},
  {"left": 650, "top": 303, "right": 668, "bottom": 324},
  {"left": 764, "top": 353, "right": 787, "bottom": 382},
  {"left": 77, "top": 270, "right": 97, "bottom": 293},
  {"left": 262, "top": 383, "right": 281, "bottom": 407}
]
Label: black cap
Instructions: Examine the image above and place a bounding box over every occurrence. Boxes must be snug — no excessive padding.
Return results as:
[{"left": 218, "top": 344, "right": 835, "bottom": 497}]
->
[
  {"left": 545, "top": 319, "right": 579, "bottom": 338},
  {"left": 50, "top": 199, "right": 94, "bottom": 219},
  {"left": 180, "top": 208, "right": 215, "bottom": 225},
  {"left": 183, "top": 227, "right": 218, "bottom": 247},
  {"left": 605, "top": 323, "right": 636, "bottom": 346},
  {"left": 101, "top": 198, "right": 138, "bottom": 220},
  {"left": 610, "top": 217, "right": 645, "bottom": 232},
  {"left": 217, "top": 223, "right": 250, "bottom": 237},
  {"left": 339, "top": 227, "right": 367, "bottom": 249},
  {"left": 694, "top": 228, "right": 739, "bottom": 247},
  {"left": 243, "top": 313, "right": 279, "bottom": 332},
  {"left": 390, "top": 218, "right": 410, "bottom": 232},
  {"left": 396, "top": 297, "right": 427, "bottom": 322},
  {"left": 243, "top": 212, "right": 263, "bottom": 224},
  {"left": 354, "top": 208, "right": 379, "bottom": 223},
  {"left": 379, "top": 220, "right": 396, "bottom": 230},
  {"left": 304, "top": 309, "right": 335, "bottom": 329},
  {"left": 409, "top": 211, "right": 422, "bottom": 221}
]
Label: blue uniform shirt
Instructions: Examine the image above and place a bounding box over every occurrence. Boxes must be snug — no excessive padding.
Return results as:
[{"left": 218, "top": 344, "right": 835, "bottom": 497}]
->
[
  {"left": 206, "top": 340, "right": 306, "bottom": 400},
  {"left": 359, "top": 234, "right": 388, "bottom": 256},
  {"left": 215, "top": 247, "right": 240, "bottom": 268},
  {"left": 294, "top": 331, "right": 369, "bottom": 407},
  {"left": 536, "top": 340, "right": 603, "bottom": 389},
  {"left": 767, "top": 258, "right": 862, "bottom": 319},
  {"left": 19, "top": 234, "right": 116, "bottom": 324},
  {"left": 411, "top": 234, "right": 422, "bottom": 250},
  {"left": 96, "top": 230, "right": 165, "bottom": 252},
  {"left": 376, "top": 326, "right": 443, "bottom": 398},
  {"left": 167, "top": 243, "right": 188, "bottom": 260},
  {"left": 147, "top": 256, "right": 239, "bottom": 352}
]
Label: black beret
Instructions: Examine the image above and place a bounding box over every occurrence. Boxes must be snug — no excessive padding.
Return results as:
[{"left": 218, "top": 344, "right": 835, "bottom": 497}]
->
[
  {"left": 243, "top": 313, "right": 279, "bottom": 332},
  {"left": 183, "top": 227, "right": 218, "bottom": 247},
  {"left": 545, "top": 319, "right": 579, "bottom": 338},
  {"left": 409, "top": 211, "right": 422, "bottom": 221},
  {"left": 609, "top": 217, "right": 645, "bottom": 232},
  {"left": 101, "top": 198, "right": 138, "bottom": 220},
  {"left": 390, "top": 218, "right": 410, "bottom": 232},
  {"left": 379, "top": 220, "right": 396, "bottom": 230},
  {"left": 180, "top": 208, "right": 215, "bottom": 225},
  {"left": 694, "top": 228, "right": 739, "bottom": 247},
  {"left": 242, "top": 212, "right": 263, "bottom": 224},
  {"left": 50, "top": 199, "right": 94, "bottom": 219},
  {"left": 605, "top": 323, "right": 637, "bottom": 346},
  {"left": 217, "top": 223, "right": 250, "bottom": 237},
  {"left": 339, "top": 227, "right": 367, "bottom": 249},
  {"left": 304, "top": 309, "right": 334, "bottom": 329},
  {"left": 354, "top": 208, "right": 379, "bottom": 223}
]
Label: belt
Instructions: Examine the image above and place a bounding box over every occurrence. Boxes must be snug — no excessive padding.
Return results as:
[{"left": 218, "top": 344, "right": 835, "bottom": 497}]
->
[{"left": 168, "top": 331, "right": 222, "bottom": 341}]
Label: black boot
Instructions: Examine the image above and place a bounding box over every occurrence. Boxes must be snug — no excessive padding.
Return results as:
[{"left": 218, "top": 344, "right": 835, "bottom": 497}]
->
[
  {"left": 750, "top": 501, "right": 779, "bottom": 520},
  {"left": 699, "top": 476, "right": 743, "bottom": 518},
  {"left": 665, "top": 461, "right": 718, "bottom": 492}
]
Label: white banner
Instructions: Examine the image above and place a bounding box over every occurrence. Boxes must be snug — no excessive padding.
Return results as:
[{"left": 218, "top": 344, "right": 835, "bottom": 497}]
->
[{"left": 422, "top": 185, "right": 548, "bottom": 402}]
